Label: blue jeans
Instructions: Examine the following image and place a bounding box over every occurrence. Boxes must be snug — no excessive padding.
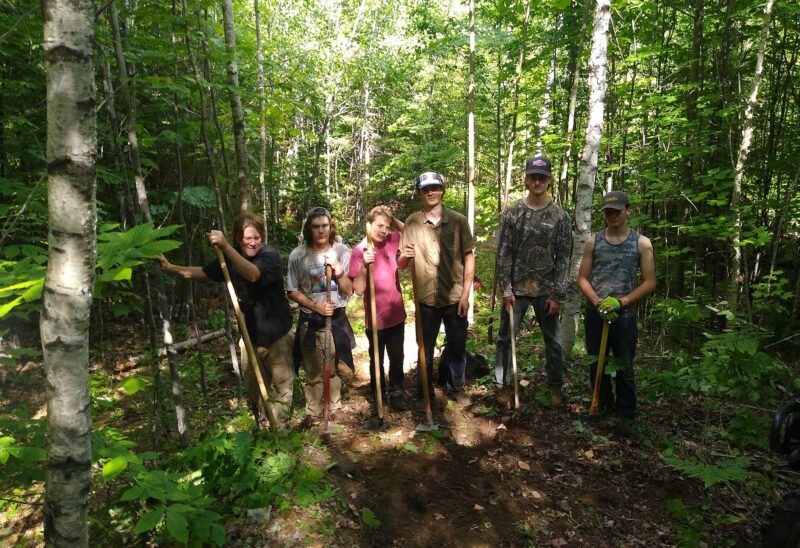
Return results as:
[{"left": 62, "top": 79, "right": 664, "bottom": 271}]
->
[
  {"left": 365, "top": 323, "right": 405, "bottom": 407},
  {"left": 494, "top": 296, "right": 564, "bottom": 389},
  {"left": 419, "top": 303, "right": 468, "bottom": 396},
  {"left": 584, "top": 306, "right": 637, "bottom": 418}
]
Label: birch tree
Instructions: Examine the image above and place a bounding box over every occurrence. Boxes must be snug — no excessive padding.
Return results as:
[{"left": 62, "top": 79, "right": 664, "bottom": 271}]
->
[
  {"left": 728, "top": 0, "right": 775, "bottom": 312},
  {"left": 560, "top": 0, "right": 611, "bottom": 356},
  {"left": 41, "top": 0, "right": 95, "bottom": 543},
  {"left": 467, "top": 0, "right": 476, "bottom": 321}
]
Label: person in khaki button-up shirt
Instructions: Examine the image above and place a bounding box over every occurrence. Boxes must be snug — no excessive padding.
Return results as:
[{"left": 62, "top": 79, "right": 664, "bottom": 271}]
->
[{"left": 399, "top": 172, "right": 475, "bottom": 402}]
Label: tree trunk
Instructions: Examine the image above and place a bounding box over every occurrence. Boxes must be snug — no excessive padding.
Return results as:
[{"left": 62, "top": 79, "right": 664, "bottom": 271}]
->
[
  {"left": 466, "top": 0, "right": 476, "bottom": 322},
  {"left": 502, "top": 0, "right": 532, "bottom": 207},
  {"left": 108, "top": 0, "right": 190, "bottom": 445},
  {"left": 728, "top": 0, "right": 774, "bottom": 312},
  {"left": 41, "top": 0, "right": 95, "bottom": 544},
  {"left": 537, "top": 45, "right": 557, "bottom": 154},
  {"left": 221, "top": 0, "right": 251, "bottom": 213},
  {"left": 255, "top": 0, "right": 268, "bottom": 236},
  {"left": 560, "top": 0, "right": 611, "bottom": 357}
]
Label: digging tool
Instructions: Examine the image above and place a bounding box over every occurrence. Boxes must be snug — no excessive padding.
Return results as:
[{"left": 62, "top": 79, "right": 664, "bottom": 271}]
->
[
  {"left": 507, "top": 304, "right": 520, "bottom": 410},
  {"left": 589, "top": 318, "right": 611, "bottom": 416},
  {"left": 410, "top": 258, "right": 438, "bottom": 432},
  {"left": 321, "top": 264, "right": 341, "bottom": 434},
  {"left": 365, "top": 224, "right": 387, "bottom": 430},
  {"left": 214, "top": 245, "right": 278, "bottom": 431}
]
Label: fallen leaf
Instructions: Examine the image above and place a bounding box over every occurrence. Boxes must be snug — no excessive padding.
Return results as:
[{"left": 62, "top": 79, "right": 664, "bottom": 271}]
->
[
  {"left": 584, "top": 449, "right": 594, "bottom": 459},
  {"left": 474, "top": 504, "right": 484, "bottom": 511},
  {"left": 519, "top": 379, "right": 530, "bottom": 387},
  {"left": 434, "top": 513, "right": 445, "bottom": 520},
  {"left": 532, "top": 490, "right": 542, "bottom": 499},
  {"left": 518, "top": 461, "right": 531, "bottom": 471},
  {"left": 552, "top": 538, "right": 567, "bottom": 546},
  {"left": 350, "top": 492, "right": 357, "bottom": 499},
  {"left": 496, "top": 423, "right": 507, "bottom": 431}
]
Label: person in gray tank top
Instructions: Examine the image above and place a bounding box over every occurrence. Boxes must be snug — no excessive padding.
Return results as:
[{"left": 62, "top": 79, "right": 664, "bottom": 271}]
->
[{"left": 576, "top": 191, "right": 656, "bottom": 419}]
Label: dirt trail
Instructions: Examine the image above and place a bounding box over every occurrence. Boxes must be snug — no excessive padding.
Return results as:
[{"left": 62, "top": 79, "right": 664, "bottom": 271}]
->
[{"left": 290, "top": 320, "right": 710, "bottom": 546}]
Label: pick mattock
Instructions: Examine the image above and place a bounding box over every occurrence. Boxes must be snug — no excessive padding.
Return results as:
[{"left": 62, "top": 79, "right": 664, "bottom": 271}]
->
[
  {"left": 589, "top": 318, "right": 611, "bottom": 416},
  {"left": 214, "top": 245, "right": 278, "bottom": 432},
  {"left": 321, "top": 264, "right": 341, "bottom": 434},
  {"left": 507, "top": 304, "right": 520, "bottom": 410},
  {"left": 365, "top": 224, "right": 386, "bottom": 429},
  {"left": 410, "top": 258, "right": 438, "bottom": 432}
]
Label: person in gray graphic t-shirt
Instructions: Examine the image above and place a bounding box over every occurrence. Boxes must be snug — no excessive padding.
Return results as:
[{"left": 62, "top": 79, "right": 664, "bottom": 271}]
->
[{"left": 576, "top": 191, "right": 655, "bottom": 419}]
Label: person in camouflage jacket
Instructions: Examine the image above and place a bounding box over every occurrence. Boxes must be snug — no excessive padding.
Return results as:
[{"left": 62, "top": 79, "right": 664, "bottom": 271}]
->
[{"left": 494, "top": 156, "right": 573, "bottom": 406}]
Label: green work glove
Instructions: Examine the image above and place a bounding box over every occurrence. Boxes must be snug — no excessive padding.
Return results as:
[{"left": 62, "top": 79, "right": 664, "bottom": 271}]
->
[{"left": 597, "top": 296, "right": 621, "bottom": 321}]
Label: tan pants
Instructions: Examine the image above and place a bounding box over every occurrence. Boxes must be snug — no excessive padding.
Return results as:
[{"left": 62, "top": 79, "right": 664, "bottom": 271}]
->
[
  {"left": 298, "top": 323, "right": 342, "bottom": 417},
  {"left": 239, "top": 332, "right": 294, "bottom": 426}
]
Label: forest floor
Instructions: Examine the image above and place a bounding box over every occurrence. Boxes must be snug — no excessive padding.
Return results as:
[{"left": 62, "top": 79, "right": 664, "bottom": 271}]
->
[{"left": 1, "top": 302, "right": 796, "bottom": 546}]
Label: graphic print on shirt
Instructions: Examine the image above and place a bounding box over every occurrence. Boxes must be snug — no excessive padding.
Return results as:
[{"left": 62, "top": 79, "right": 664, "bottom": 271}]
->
[{"left": 307, "top": 260, "right": 338, "bottom": 295}]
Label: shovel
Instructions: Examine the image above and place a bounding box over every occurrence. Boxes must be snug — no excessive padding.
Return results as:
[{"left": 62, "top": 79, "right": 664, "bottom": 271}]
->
[
  {"left": 410, "top": 258, "right": 438, "bottom": 432},
  {"left": 589, "top": 318, "right": 611, "bottom": 416},
  {"left": 364, "top": 224, "right": 387, "bottom": 430},
  {"left": 214, "top": 245, "right": 278, "bottom": 431},
  {"left": 507, "top": 303, "right": 520, "bottom": 410},
  {"left": 321, "top": 264, "right": 340, "bottom": 434}
]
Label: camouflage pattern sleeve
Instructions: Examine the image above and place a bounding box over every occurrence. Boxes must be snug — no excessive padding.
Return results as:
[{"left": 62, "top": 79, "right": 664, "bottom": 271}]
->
[
  {"left": 496, "top": 206, "right": 516, "bottom": 297},
  {"left": 552, "top": 208, "right": 573, "bottom": 302}
]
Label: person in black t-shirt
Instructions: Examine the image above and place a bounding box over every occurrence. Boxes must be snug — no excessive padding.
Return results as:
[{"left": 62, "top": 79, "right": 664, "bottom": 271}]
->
[{"left": 159, "top": 213, "right": 294, "bottom": 427}]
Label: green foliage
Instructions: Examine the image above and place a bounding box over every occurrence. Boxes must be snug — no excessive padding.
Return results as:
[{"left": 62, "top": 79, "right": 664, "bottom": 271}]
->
[
  {"left": 361, "top": 506, "right": 381, "bottom": 529},
  {"left": 662, "top": 449, "right": 750, "bottom": 488},
  {"left": 0, "top": 244, "right": 46, "bottom": 321},
  {"left": 95, "top": 222, "right": 182, "bottom": 295},
  {"left": 721, "top": 408, "right": 769, "bottom": 450},
  {"left": 666, "top": 498, "right": 708, "bottom": 546},
  {"left": 0, "top": 223, "right": 181, "bottom": 322},
  {"left": 0, "top": 409, "right": 47, "bottom": 485}
]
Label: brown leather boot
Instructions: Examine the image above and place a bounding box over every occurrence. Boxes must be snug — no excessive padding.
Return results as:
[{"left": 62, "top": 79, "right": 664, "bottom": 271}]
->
[{"left": 549, "top": 387, "right": 564, "bottom": 408}]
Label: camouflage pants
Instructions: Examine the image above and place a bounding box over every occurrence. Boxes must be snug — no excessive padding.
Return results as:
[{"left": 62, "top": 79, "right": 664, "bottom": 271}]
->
[{"left": 494, "top": 295, "right": 564, "bottom": 389}]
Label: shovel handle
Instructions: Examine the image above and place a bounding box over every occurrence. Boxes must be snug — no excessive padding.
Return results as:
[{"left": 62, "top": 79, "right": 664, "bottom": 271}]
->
[
  {"left": 507, "top": 303, "right": 520, "bottom": 409},
  {"left": 410, "top": 258, "right": 433, "bottom": 425},
  {"left": 366, "top": 225, "right": 384, "bottom": 420},
  {"left": 589, "top": 318, "right": 610, "bottom": 416},
  {"left": 215, "top": 245, "right": 278, "bottom": 431},
  {"left": 323, "top": 264, "right": 333, "bottom": 432}
]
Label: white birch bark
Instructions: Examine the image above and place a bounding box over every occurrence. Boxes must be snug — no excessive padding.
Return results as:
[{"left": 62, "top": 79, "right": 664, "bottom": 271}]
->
[
  {"left": 728, "top": 0, "right": 774, "bottom": 311},
  {"left": 467, "top": 0, "right": 476, "bottom": 322},
  {"left": 560, "top": 0, "right": 611, "bottom": 357},
  {"left": 41, "top": 0, "right": 95, "bottom": 544}
]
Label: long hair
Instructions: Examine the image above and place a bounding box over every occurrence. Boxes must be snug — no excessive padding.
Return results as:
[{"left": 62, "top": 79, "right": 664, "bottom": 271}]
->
[
  {"left": 232, "top": 213, "right": 266, "bottom": 244},
  {"left": 302, "top": 213, "right": 338, "bottom": 246}
]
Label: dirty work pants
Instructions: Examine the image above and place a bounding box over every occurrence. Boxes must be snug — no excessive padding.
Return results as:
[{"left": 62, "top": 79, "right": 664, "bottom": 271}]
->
[
  {"left": 239, "top": 332, "right": 294, "bottom": 426},
  {"left": 494, "top": 295, "right": 564, "bottom": 389},
  {"left": 298, "top": 323, "right": 342, "bottom": 418},
  {"left": 365, "top": 322, "right": 405, "bottom": 408},
  {"left": 419, "top": 303, "right": 467, "bottom": 396},
  {"left": 584, "top": 306, "right": 637, "bottom": 418}
]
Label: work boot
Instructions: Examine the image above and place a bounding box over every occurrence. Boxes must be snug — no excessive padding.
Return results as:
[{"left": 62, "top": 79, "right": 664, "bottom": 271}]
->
[
  {"left": 389, "top": 391, "right": 407, "bottom": 411},
  {"left": 549, "top": 387, "right": 564, "bottom": 408}
]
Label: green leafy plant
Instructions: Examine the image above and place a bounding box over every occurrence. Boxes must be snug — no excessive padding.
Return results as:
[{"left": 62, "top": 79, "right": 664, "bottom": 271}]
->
[
  {"left": 662, "top": 449, "right": 750, "bottom": 488},
  {"left": 361, "top": 506, "right": 381, "bottom": 529},
  {"left": 666, "top": 498, "right": 708, "bottom": 546}
]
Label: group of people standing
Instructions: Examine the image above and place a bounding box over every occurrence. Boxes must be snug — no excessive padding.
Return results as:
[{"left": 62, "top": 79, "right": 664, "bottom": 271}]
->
[{"left": 158, "top": 155, "right": 655, "bottom": 428}]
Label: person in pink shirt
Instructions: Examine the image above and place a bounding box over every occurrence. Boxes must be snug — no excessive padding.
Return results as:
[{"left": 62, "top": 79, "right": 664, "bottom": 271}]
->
[{"left": 349, "top": 206, "right": 407, "bottom": 410}]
